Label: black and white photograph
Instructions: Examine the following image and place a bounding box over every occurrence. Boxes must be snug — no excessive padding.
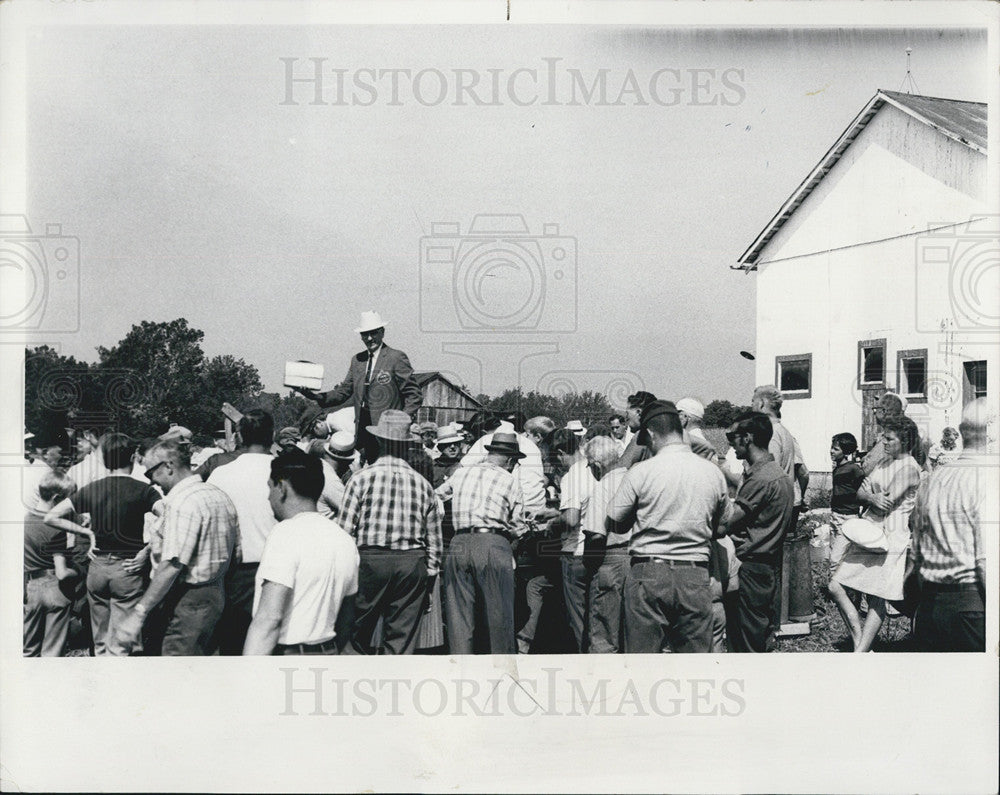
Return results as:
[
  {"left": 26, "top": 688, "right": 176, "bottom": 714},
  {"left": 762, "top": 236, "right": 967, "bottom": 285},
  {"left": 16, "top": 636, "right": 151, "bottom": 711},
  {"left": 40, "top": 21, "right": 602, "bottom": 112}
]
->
[{"left": 1, "top": 1, "right": 997, "bottom": 792}]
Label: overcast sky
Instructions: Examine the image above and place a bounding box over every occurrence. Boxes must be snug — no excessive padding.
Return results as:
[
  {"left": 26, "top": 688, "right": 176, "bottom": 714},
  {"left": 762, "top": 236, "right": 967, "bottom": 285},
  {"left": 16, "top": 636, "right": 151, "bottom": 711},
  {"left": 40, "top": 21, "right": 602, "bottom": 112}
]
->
[{"left": 25, "top": 24, "right": 987, "bottom": 409}]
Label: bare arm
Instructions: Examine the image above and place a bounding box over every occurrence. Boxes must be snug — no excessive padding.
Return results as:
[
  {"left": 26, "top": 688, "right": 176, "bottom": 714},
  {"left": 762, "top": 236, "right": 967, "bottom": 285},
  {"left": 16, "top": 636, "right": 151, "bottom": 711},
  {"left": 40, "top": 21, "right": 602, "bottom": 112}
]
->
[
  {"left": 43, "top": 499, "right": 96, "bottom": 548},
  {"left": 243, "top": 580, "right": 293, "bottom": 655}
]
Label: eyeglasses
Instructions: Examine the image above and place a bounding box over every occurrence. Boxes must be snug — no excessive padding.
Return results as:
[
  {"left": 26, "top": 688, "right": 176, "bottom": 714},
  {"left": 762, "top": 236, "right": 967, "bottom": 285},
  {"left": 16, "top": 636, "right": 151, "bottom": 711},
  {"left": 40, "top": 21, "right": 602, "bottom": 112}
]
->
[{"left": 145, "top": 460, "right": 168, "bottom": 481}]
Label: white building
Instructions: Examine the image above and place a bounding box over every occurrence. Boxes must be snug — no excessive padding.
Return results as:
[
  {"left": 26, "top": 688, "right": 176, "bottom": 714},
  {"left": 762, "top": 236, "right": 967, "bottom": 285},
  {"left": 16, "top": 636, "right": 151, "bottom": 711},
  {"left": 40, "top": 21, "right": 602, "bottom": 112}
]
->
[{"left": 736, "top": 90, "right": 995, "bottom": 472}]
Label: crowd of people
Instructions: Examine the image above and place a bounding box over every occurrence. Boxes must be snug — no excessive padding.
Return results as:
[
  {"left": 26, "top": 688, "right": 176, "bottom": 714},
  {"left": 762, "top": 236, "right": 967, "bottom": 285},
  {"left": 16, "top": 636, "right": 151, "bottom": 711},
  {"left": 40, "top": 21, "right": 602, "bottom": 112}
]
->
[{"left": 22, "top": 312, "right": 993, "bottom": 657}]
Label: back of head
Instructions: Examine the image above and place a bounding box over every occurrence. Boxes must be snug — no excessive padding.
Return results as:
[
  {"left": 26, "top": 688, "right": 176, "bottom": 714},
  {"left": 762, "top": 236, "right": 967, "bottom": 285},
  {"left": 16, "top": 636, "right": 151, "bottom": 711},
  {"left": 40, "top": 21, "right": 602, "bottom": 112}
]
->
[
  {"left": 505, "top": 411, "right": 527, "bottom": 433},
  {"left": 585, "top": 435, "right": 620, "bottom": 472},
  {"left": 550, "top": 428, "right": 581, "bottom": 456},
  {"left": 959, "top": 398, "right": 993, "bottom": 450},
  {"left": 271, "top": 448, "right": 324, "bottom": 502},
  {"left": 753, "top": 385, "right": 783, "bottom": 414},
  {"left": 525, "top": 415, "right": 557, "bottom": 441},
  {"left": 733, "top": 410, "right": 774, "bottom": 449},
  {"left": 627, "top": 391, "right": 657, "bottom": 411},
  {"left": 101, "top": 432, "right": 136, "bottom": 470},
  {"left": 240, "top": 408, "right": 275, "bottom": 448},
  {"left": 38, "top": 471, "right": 76, "bottom": 504},
  {"left": 641, "top": 401, "right": 683, "bottom": 438},
  {"left": 880, "top": 391, "right": 906, "bottom": 415}
]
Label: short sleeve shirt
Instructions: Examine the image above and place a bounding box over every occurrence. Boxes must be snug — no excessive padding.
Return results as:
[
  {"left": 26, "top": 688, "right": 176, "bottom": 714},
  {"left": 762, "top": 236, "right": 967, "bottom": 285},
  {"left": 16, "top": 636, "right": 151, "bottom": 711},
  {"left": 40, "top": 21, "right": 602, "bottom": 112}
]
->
[
  {"left": 254, "top": 512, "right": 360, "bottom": 645},
  {"left": 730, "top": 454, "right": 796, "bottom": 559},
  {"left": 24, "top": 511, "right": 68, "bottom": 571},
  {"left": 71, "top": 475, "right": 160, "bottom": 552},
  {"left": 560, "top": 459, "right": 596, "bottom": 555},
  {"left": 582, "top": 467, "right": 633, "bottom": 547}
]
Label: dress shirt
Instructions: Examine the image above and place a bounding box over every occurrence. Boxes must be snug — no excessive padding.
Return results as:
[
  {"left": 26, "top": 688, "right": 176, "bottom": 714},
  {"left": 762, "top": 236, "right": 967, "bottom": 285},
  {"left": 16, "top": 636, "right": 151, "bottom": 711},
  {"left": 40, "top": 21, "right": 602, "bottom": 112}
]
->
[
  {"left": 448, "top": 461, "right": 525, "bottom": 537},
  {"left": 910, "top": 452, "right": 997, "bottom": 585},
  {"left": 559, "top": 458, "right": 597, "bottom": 555},
  {"left": 607, "top": 442, "right": 729, "bottom": 562},
  {"left": 583, "top": 467, "right": 633, "bottom": 547},
  {"left": 459, "top": 428, "right": 546, "bottom": 513},
  {"left": 338, "top": 455, "right": 443, "bottom": 576},
  {"left": 729, "top": 453, "right": 795, "bottom": 559},
  {"left": 159, "top": 475, "right": 239, "bottom": 584},
  {"left": 207, "top": 453, "right": 276, "bottom": 563}
]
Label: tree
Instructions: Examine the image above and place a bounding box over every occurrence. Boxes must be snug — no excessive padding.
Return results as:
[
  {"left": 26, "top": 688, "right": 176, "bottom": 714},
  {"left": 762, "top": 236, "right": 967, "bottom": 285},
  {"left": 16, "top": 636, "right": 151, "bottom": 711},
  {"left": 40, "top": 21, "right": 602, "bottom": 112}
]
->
[
  {"left": 96, "top": 319, "right": 262, "bottom": 439},
  {"left": 477, "top": 387, "right": 615, "bottom": 430},
  {"left": 24, "top": 346, "right": 98, "bottom": 448},
  {"left": 703, "top": 399, "right": 751, "bottom": 428}
]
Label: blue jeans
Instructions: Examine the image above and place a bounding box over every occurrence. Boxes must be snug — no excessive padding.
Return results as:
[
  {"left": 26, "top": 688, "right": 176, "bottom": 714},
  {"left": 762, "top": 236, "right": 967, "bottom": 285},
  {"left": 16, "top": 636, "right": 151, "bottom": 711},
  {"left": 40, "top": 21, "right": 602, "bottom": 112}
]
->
[
  {"left": 24, "top": 572, "right": 72, "bottom": 657},
  {"left": 88, "top": 554, "right": 146, "bottom": 656}
]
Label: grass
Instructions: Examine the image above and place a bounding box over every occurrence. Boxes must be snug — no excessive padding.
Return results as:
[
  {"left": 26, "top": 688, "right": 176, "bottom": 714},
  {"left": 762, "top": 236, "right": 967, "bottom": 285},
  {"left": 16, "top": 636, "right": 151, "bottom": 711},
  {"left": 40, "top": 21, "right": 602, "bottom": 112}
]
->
[{"left": 778, "top": 521, "right": 914, "bottom": 653}]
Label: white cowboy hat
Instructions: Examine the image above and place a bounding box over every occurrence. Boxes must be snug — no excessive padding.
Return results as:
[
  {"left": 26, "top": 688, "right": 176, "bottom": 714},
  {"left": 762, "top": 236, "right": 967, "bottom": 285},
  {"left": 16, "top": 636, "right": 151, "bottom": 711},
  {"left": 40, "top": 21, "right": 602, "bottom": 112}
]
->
[
  {"left": 355, "top": 311, "right": 386, "bottom": 333},
  {"left": 565, "top": 420, "right": 587, "bottom": 436}
]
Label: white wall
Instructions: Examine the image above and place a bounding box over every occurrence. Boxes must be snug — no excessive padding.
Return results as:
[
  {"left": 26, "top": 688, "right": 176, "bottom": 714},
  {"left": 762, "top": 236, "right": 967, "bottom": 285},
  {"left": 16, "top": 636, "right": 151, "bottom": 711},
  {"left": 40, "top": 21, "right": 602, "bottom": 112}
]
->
[{"left": 752, "top": 103, "right": 992, "bottom": 472}]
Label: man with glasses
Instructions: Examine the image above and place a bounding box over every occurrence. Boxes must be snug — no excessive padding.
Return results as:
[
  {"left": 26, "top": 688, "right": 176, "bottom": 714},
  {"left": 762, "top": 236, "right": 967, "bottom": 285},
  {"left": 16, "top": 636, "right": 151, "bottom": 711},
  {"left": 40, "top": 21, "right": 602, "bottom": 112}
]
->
[
  {"left": 291, "top": 311, "right": 422, "bottom": 464},
  {"left": 113, "top": 439, "right": 239, "bottom": 655},
  {"left": 719, "top": 412, "right": 795, "bottom": 652}
]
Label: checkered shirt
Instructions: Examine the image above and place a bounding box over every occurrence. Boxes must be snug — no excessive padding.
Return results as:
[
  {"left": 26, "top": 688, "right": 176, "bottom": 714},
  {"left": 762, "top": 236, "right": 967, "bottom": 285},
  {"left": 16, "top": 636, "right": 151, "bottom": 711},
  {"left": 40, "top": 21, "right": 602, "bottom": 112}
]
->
[
  {"left": 447, "top": 461, "right": 526, "bottom": 538},
  {"left": 159, "top": 475, "right": 240, "bottom": 584},
  {"left": 910, "top": 453, "right": 997, "bottom": 585},
  {"left": 340, "top": 455, "right": 443, "bottom": 576}
]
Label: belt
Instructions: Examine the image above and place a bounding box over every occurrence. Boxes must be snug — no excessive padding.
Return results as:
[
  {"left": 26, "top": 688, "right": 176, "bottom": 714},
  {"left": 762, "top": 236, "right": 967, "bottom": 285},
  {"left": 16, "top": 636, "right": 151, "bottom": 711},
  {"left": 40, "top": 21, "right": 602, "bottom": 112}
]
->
[
  {"left": 25, "top": 569, "right": 55, "bottom": 580},
  {"left": 275, "top": 639, "right": 338, "bottom": 655},
  {"left": 93, "top": 550, "right": 141, "bottom": 559},
  {"left": 455, "top": 528, "right": 505, "bottom": 536},
  {"left": 740, "top": 552, "right": 782, "bottom": 565},
  {"left": 921, "top": 580, "right": 980, "bottom": 593},
  {"left": 630, "top": 556, "right": 707, "bottom": 568},
  {"left": 605, "top": 544, "right": 629, "bottom": 552}
]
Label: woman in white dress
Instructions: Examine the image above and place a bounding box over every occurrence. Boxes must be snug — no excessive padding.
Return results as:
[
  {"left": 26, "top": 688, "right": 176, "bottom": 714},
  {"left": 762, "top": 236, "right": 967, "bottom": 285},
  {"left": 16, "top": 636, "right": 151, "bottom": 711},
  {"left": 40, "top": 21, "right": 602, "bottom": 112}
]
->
[{"left": 829, "top": 415, "right": 922, "bottom": 652}]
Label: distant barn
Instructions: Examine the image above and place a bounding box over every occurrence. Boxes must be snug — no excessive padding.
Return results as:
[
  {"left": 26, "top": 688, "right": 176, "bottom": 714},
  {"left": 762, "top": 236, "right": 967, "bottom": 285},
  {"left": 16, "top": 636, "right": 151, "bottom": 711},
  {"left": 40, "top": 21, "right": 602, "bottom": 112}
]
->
[{"left": 414, "top": 371, "right": 483, "bottom": 426}]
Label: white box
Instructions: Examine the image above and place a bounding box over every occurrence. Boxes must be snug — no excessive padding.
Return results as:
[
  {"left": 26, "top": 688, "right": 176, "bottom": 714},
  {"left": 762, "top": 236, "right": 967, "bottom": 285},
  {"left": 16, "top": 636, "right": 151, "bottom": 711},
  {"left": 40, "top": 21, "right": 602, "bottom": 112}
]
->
[{"left": 284, "top": 360, "right": 325, "bottom": 390}]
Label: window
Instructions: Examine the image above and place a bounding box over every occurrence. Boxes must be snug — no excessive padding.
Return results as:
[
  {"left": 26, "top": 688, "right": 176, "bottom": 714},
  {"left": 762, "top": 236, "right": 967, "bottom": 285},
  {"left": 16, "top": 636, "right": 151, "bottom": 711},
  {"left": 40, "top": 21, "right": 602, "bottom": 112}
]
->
[
  {"left": 858, "top": 339, "right": 886, "bottom": 387},
  {"left": 897, "top": 348, "right": 928, "bottom": 403},
  {"left": 776, "top": 354, "right": 812, "bottom": 399},
  {"left": 963, "top": 360, "right": 988, "bottom": 404}
]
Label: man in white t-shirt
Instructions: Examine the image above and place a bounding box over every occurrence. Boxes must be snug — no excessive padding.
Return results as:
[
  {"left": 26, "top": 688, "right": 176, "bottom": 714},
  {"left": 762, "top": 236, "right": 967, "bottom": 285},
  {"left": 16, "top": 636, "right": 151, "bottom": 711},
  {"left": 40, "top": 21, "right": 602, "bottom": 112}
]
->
[
  {"left": 207, "top": 409, "right": 278, "bottom": 654},
  {"left": 243, "top": 449, "right": 359, "bottom": 655}
]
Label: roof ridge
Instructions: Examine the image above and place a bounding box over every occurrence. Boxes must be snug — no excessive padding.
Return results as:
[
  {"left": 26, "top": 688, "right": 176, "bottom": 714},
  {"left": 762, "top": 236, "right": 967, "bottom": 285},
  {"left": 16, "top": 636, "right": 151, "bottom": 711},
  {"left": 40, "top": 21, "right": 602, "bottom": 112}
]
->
[{"left": 878, "top": 88, "right": 986, "bottom": 107}]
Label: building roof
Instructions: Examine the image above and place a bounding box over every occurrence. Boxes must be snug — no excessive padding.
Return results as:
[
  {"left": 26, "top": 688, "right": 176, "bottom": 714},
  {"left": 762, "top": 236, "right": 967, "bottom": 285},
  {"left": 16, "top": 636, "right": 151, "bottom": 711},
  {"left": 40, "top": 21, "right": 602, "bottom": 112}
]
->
[
  {"left": 413, "top": 371, "right": 483, "bottom": 406},
  {"left": 735, "top": 90, "right": 987, "bottom": 271}
]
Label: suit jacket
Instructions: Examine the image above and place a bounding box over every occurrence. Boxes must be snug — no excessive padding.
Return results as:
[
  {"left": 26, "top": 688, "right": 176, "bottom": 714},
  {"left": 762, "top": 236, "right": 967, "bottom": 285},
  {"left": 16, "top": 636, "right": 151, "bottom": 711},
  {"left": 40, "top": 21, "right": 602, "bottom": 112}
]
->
[{"left": 315, "top": 344, "right": 422, "bottom": 429}]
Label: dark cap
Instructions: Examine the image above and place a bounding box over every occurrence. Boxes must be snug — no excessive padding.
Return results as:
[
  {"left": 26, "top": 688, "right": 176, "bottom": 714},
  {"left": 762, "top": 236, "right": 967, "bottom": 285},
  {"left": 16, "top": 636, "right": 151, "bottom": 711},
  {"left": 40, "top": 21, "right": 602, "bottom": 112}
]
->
[
  {"left": 640, "top": 400, "right": 679, "bottom": 427},
  {"left": 627, "top": 390, "right": 657, "bottom": 410}
]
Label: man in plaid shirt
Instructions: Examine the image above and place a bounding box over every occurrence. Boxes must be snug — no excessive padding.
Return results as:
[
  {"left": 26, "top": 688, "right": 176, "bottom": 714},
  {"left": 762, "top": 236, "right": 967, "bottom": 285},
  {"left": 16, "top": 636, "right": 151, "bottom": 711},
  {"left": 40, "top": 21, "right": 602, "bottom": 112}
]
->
[
  {"left": 439, "top": 432, "right": 528, "bottom": 654},
  {"left": 114, "top": 439, "right": 239, "bottom": 655},
  {"left": 339, "top": 410, "right": 442, "bottom": 654}
]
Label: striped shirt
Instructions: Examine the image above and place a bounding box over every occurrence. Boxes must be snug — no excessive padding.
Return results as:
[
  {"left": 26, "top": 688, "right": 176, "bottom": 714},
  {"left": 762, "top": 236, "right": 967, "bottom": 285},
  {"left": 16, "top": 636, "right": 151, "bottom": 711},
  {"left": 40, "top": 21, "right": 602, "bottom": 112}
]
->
[
  {"left": 160, "top": 475, "right": 240, "bottom": 584},
  {"left": 910, "top": 453, "right": 997, "bottom": 585},
  {"left": 447, "top": 462, "right": 525, "bottom": 537},
  {"left": 339, "top": 455, "right": 443, "bottom": 576}
]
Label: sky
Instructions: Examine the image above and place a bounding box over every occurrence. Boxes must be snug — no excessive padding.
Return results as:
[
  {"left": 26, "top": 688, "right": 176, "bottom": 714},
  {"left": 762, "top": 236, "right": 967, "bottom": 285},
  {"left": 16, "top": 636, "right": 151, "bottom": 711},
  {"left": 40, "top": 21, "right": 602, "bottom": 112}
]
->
[{"left": 22, "top": 22, "right": 989, "bottom": 410}]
